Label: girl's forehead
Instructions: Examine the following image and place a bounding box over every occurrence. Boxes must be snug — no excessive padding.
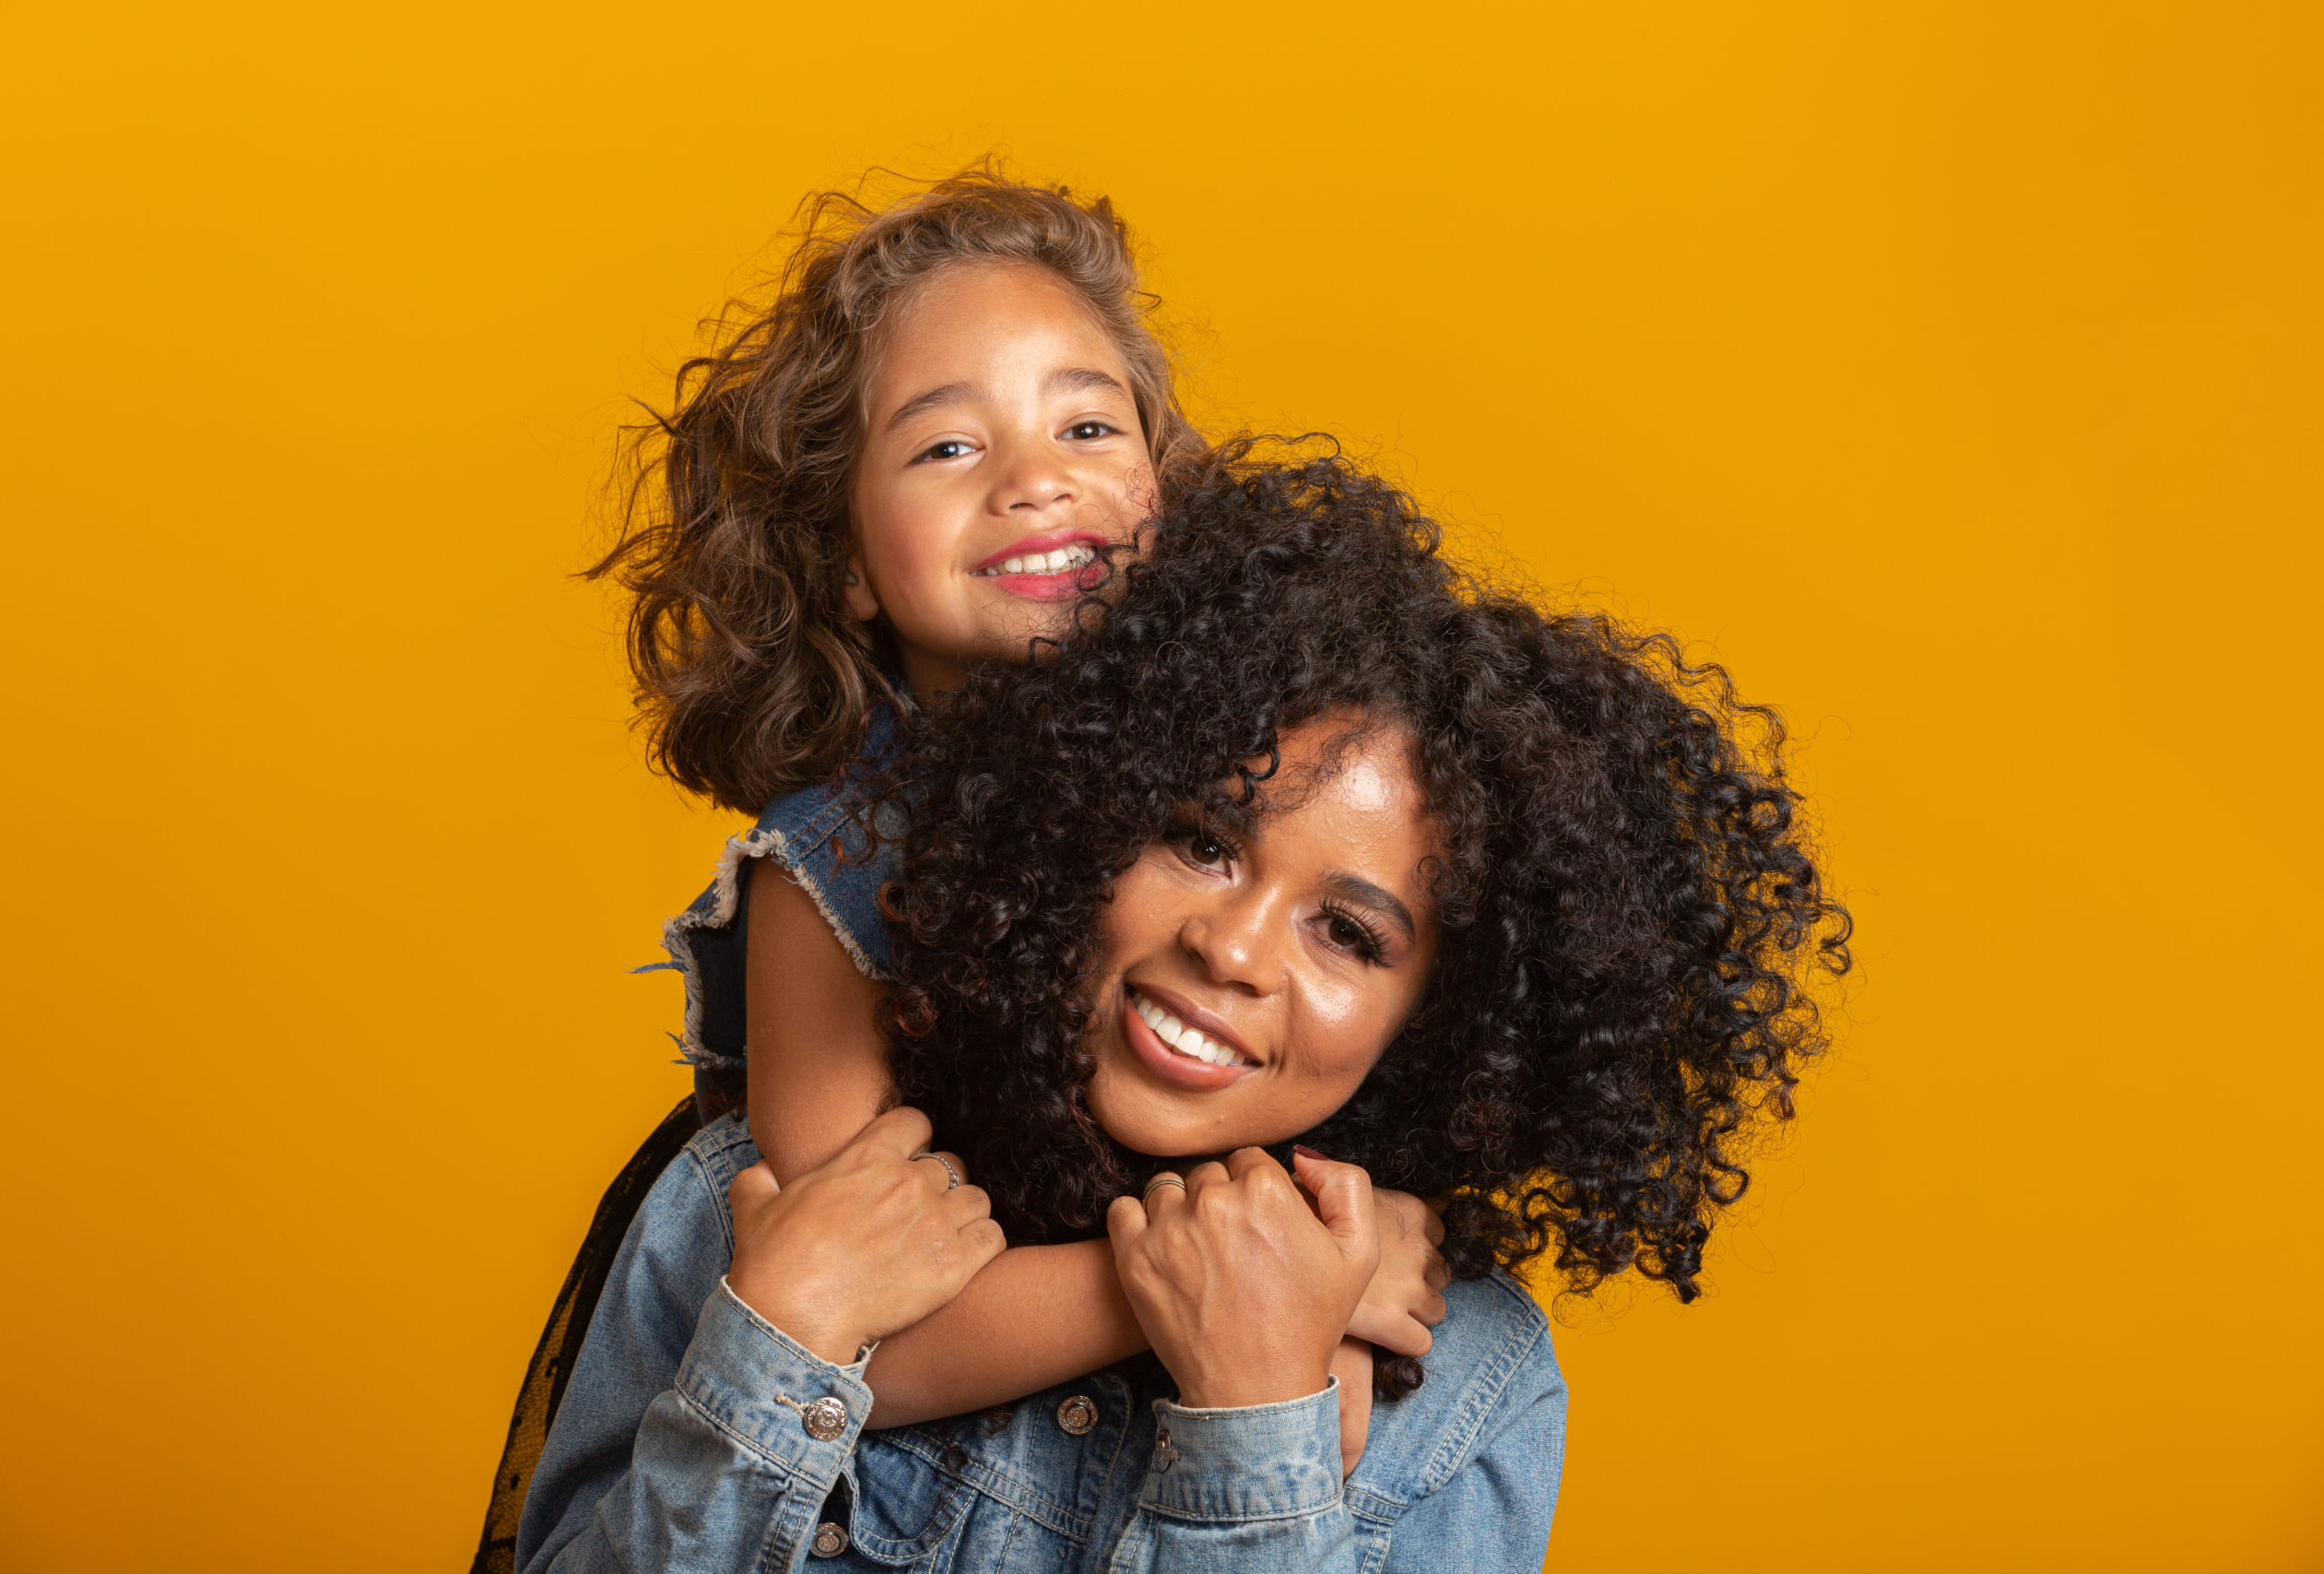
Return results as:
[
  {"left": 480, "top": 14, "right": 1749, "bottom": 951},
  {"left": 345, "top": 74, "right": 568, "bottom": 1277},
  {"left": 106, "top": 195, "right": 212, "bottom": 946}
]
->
[{"left": 876, "top": 262, "right": 1118, "bottom": 365}]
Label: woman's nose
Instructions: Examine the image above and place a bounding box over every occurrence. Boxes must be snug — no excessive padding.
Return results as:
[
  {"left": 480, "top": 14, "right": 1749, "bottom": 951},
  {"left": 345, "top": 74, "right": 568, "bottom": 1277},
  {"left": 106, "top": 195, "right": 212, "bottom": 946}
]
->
[{"left": 1177, "top": 888, "right": 1279, "bottom": 993}]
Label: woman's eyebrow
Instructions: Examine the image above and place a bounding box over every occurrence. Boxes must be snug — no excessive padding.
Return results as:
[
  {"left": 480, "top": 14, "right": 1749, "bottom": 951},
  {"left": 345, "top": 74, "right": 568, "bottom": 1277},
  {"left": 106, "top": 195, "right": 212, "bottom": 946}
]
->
[{"left": 1323, "top": 870, "right": 1416, "bottom": 942}]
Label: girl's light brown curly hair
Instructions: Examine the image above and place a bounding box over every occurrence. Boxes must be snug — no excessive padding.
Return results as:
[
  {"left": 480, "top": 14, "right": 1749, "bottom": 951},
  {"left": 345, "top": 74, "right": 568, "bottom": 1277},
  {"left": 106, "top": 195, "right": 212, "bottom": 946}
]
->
[{"left": 589, "top": 164, "right": 1205, "bottom": 814}]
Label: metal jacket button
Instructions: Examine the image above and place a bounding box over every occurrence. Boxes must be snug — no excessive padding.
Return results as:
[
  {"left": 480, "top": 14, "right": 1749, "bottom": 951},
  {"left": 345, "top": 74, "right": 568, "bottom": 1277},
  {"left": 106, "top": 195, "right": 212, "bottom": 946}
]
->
[
  {"left": 1056, "top": 1394, "right": 1098, "bottom": 1435},
  {"left": 811, "top": 1521, "right": 848, "bottom": 1557},
  {"left": 800, "top": 1396, "right": 849, "bottom": 1441}
]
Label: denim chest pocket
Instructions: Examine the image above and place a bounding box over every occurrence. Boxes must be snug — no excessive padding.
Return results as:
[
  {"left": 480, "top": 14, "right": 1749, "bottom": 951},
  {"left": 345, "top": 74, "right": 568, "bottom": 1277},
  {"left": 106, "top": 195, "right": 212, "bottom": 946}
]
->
[{"left": 835, "top": 1379, "right": 1139, "bottom": 1572}]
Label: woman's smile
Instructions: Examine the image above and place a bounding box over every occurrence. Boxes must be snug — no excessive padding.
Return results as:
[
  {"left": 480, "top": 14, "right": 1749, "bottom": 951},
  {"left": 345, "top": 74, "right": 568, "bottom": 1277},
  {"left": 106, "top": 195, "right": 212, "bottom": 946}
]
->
[{"left": 1120, "top": 982, "right": 1259, "bottom": 1087}]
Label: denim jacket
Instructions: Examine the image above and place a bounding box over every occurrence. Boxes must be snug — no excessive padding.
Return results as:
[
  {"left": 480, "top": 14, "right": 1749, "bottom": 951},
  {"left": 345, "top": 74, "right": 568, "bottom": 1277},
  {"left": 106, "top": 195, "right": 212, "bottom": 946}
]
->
[{"left": 517, "top": 1117, "right": 1568, "bottom": 1573}]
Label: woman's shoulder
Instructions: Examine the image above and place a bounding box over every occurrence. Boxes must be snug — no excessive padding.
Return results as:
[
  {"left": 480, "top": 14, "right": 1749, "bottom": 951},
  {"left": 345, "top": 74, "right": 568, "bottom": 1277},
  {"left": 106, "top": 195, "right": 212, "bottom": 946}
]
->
[
  {"left": 1348, "top": 1269, "right": 1566, "bottom": 1512},
  {"left": 618, "top": 1113, "right": 761, "bottom": 1255},
  {"left": 680, "top": 1108, "right": 761, "bottom": 1172}
]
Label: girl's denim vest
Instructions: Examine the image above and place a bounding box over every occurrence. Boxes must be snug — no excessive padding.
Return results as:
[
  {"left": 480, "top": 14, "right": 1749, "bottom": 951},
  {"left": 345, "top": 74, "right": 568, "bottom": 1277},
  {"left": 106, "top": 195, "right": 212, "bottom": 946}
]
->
[{"left": 653, "top": 713, "right": 902, "bottom": 1106}]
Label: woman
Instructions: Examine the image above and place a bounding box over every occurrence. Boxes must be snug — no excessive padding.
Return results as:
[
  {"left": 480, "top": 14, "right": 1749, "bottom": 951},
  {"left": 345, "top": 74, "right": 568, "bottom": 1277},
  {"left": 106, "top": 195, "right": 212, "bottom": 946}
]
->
[{"left": 518, "top": 448, "right": 1851, "bottom": 1571}]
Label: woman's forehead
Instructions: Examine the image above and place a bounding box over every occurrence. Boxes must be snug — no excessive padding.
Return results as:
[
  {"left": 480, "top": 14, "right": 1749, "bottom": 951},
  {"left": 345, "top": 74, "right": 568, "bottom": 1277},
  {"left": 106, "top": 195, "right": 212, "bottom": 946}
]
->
[{"left": 1233, "top": 718, "right": 1440, "bottom": 907}]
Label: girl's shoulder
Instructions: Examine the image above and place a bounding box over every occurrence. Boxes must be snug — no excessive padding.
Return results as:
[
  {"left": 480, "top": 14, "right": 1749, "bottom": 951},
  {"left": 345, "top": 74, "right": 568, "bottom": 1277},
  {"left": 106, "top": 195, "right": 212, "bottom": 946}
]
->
[{"left": 656, "top": 714, "right": 904, "bottom": 1071}]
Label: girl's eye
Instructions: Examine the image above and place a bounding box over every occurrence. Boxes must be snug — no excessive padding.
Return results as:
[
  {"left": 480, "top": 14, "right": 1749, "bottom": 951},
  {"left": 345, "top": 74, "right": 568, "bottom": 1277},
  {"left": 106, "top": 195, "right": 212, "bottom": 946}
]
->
[
  {"left": 915, "top": 439, "right": 973, "bottom": 463},
  {"left": 1064, "top": 420, "right": 1115, "bottom": 442},
  {"left": 1185, "top": 834, "right": 1229, "bottom": 869}
]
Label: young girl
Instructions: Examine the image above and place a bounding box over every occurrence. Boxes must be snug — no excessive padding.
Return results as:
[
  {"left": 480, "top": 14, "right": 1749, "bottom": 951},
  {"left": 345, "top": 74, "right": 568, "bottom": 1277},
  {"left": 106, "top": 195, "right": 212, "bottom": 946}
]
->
[
  {"left": 517, "top": 448, "right": 1852, "bottom": 1571},
  {"left": 590, "top": 170, "right": 1445, "bottom": 1436}
]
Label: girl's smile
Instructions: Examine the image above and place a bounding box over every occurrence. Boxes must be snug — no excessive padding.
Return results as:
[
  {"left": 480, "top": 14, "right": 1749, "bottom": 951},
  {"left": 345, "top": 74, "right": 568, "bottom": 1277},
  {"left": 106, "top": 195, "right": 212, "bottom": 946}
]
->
[
  {"left": 1086, "top": 715, "right": 1443, "bottom": 1157},
  {"left": 967, "top": 527, "right": 1109, "bottom": 600}
]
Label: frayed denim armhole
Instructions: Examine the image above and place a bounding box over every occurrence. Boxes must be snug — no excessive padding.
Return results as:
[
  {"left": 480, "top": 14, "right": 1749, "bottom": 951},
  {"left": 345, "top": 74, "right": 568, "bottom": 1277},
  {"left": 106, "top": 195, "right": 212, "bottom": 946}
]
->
[{"left": 646, "top": 722, "right": 902, "bottom": 1073}]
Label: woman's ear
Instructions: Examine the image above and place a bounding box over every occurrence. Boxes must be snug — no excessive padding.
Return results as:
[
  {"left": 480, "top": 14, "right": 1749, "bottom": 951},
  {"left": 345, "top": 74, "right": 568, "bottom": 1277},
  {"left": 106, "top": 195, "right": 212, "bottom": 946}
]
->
[{"left": 842, "top": 550, "right": 879, "bottom": 622}]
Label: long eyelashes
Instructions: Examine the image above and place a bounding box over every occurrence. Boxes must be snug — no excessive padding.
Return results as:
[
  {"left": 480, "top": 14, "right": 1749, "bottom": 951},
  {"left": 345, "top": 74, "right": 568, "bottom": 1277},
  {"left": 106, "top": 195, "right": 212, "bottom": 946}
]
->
[{"left": 1317, "top": 898, "right": 1388, "bottom": 965}]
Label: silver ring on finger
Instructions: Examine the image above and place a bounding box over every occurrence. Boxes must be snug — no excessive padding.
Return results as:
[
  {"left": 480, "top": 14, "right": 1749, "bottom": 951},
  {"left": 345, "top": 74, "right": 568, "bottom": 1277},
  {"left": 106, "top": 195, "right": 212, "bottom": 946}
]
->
[
  {"left": 1141, "top": 1172, "right": 1187, "bottom": 1203},
  {"left": 910, "top": 1151, "right": 962, "bottom": 1191}
]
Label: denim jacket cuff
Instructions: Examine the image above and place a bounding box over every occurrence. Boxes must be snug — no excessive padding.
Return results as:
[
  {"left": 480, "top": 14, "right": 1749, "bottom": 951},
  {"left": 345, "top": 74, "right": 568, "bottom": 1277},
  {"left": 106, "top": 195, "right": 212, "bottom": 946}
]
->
[
  {"left": 671, "top": 1277, "right": 876, "bottom": 1495},
  {"left": 1142, "top": 1375, "right": 1344, "bottom": 1522}
]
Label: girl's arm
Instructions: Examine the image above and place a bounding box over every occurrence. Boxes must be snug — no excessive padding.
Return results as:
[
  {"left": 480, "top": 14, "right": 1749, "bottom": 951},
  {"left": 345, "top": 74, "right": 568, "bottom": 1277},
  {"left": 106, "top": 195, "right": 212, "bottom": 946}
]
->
[
  {"left": 746, "top": 870, "right": 1148, "bottom": 1425},
  {"left": 742, "top": 865, "right": 893, "bottom": 1184}
]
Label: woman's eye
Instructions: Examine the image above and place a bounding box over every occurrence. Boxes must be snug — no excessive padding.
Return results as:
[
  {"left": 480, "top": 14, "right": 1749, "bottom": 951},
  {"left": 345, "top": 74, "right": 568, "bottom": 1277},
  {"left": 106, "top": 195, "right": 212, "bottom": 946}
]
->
[
  {"left": 1186, "top": 834, "right": 1227, "bottom": 867},
  {"left": 1321, "top": 911, "right": 1386, "bottom": 963}
]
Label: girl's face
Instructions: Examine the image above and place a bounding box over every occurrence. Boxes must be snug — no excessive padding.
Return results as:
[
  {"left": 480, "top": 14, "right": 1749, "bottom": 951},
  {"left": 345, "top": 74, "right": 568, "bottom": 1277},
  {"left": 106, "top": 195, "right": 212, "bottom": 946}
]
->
[
  {"left": 848, "top": 262, "right": 1157, "bottom": 695},
  {"left": 1084, "top": 715, "right": 1444, "bottom": 1158}
]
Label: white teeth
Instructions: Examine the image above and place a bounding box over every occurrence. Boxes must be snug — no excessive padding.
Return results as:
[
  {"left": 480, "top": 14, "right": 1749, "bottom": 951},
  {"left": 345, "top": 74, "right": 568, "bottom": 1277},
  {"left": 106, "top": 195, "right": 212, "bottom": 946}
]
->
[
  {"left": 975, "top": 543, "right": 1100, "bottom": 578},
  {"left": 1130, "top": 990, "right": 1245, "bottom": 1067}
]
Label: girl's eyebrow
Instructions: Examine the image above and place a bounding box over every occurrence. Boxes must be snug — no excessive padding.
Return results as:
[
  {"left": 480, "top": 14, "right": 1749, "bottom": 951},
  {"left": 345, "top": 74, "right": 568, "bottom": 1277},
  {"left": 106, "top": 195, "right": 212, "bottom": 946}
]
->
[
  {"left": 881, "top": 368, "right": 1125, "bottom": 434},
  {"left": 1323, "top": 870, "right": 1417, "bottom": 942},
  {"left": 883, "top": 382, "right": 971, "bottom": 432},
  {"left": 1045, "top": 366, "right": 1129, "bottom": 399}
]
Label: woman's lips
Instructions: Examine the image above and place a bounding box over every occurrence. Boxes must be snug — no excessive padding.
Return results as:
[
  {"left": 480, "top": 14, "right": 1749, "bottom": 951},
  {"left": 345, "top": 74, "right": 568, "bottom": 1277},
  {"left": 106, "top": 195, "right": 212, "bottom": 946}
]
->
[{"left": 1118, "top": 986, "right": 1256, "bottom": 1092}]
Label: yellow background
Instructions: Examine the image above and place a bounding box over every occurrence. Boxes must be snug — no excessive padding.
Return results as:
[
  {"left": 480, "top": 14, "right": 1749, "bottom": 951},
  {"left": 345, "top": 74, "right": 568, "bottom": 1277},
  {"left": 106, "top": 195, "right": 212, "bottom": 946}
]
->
[{"left": 4, "top": 3, "right": 2318, "bottom": 1568}]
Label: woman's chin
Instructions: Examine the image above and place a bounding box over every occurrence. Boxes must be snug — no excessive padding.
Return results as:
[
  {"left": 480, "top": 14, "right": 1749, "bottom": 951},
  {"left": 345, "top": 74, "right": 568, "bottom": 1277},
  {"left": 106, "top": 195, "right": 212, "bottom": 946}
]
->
[{"left": 1085, "top": 1071, "right": 1252, "bottom": 1161}]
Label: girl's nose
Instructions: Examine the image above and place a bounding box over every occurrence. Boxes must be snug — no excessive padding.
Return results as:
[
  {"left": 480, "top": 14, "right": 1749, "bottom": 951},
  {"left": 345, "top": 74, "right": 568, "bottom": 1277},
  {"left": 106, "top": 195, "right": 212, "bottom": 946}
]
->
[{"left": 986, "top": 436, "right": 1075, "bottom": 514}]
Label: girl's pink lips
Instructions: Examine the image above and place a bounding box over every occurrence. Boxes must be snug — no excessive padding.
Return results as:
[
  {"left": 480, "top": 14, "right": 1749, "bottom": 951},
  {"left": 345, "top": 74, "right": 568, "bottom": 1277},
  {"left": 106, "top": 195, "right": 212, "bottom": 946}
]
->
[
  {"left": 970, "top": 528, "right": 1107, "bottom": 574},
  {"left": 979, "top": 564, "right": 1105, "bottom": 602},
  {"left": 1118, "top": 984, "right": 1258, "bottom": 1092}
]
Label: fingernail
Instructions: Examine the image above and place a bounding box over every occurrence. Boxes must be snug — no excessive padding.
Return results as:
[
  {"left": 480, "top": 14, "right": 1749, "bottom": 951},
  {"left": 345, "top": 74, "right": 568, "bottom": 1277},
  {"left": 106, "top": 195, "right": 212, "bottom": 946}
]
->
[{"left": 1293, "top": 1144, "right": 1327, "bottom": 1160}]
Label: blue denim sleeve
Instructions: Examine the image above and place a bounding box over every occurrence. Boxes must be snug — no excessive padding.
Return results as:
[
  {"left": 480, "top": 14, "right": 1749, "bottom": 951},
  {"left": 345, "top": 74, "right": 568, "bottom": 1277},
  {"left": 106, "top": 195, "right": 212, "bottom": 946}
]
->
[
  {"left": 516, "top": 1138, "right": 870, "bottom": 1574},
  {"left": 1114, "top": 1280, "right": 1568, "bottom": 1573},
  {"left": 1109, "top": 1379, "right": 1363, "bottom": 1571}
]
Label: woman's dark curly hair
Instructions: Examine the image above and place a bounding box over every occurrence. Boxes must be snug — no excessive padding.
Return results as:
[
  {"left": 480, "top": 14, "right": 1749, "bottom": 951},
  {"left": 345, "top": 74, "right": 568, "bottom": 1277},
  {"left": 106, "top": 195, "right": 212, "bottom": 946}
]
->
[{"left": 881, "top": 443, "right": 1852, "bottom": 1304}]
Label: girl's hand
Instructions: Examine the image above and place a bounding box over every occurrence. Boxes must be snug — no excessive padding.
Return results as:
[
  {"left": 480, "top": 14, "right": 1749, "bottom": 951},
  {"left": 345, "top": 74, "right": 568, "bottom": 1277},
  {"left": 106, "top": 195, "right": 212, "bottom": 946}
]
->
[
  {"left": 1346, "top": 1183, "right": 1449, "bottom": 1357},
  {"left": 1327, "top": 1336, "right": 1376, "bottom": 1478},
  {"left": 726, "top": 1106, "right": 1004, "bottom": 1365},
  {"left": 1105, "top": 1147, "right": 1379, "bottom": 1410}
]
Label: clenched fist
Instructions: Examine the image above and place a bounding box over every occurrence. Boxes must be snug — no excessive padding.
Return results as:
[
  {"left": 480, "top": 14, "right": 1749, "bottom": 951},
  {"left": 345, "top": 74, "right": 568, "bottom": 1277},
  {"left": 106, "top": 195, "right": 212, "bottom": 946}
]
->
[
  {"left": 1106, "top": 1146, "right": 1378, "bottom": 1410},
  {"left": 727, "top": 1106, "right": 1005, "bottom": 1365}
]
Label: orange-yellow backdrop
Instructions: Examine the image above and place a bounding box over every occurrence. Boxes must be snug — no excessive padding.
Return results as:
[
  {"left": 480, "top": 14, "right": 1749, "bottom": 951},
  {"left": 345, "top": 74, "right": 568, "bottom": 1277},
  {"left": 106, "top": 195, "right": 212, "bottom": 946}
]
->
[{"left": 4, "top": 3, "right": 2318, "bottom": 1569}]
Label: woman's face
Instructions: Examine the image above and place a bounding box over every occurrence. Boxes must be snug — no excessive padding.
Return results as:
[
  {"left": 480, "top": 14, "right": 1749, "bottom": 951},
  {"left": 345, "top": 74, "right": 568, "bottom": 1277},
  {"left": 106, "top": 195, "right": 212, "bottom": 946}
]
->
[
  {"left": 1085, "top": 715, "right": 1443, "bottom": 1158},
  {"left": 847, "top": 261, "right": 1157, "bottom": 695}
]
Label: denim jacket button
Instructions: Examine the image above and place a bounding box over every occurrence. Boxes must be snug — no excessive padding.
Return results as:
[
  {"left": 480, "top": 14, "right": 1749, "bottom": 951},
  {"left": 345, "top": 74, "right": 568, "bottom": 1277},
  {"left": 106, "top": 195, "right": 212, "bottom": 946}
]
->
[
  {"left": 811, "top": 1521, "right": 848, "bottom": 1557},
  {"left": 1056, "top": 1394, "right": 1098, "bottom": 1435},
  {"left": 800, "top": 1396, "right": 849, "bottom": 1441}
]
